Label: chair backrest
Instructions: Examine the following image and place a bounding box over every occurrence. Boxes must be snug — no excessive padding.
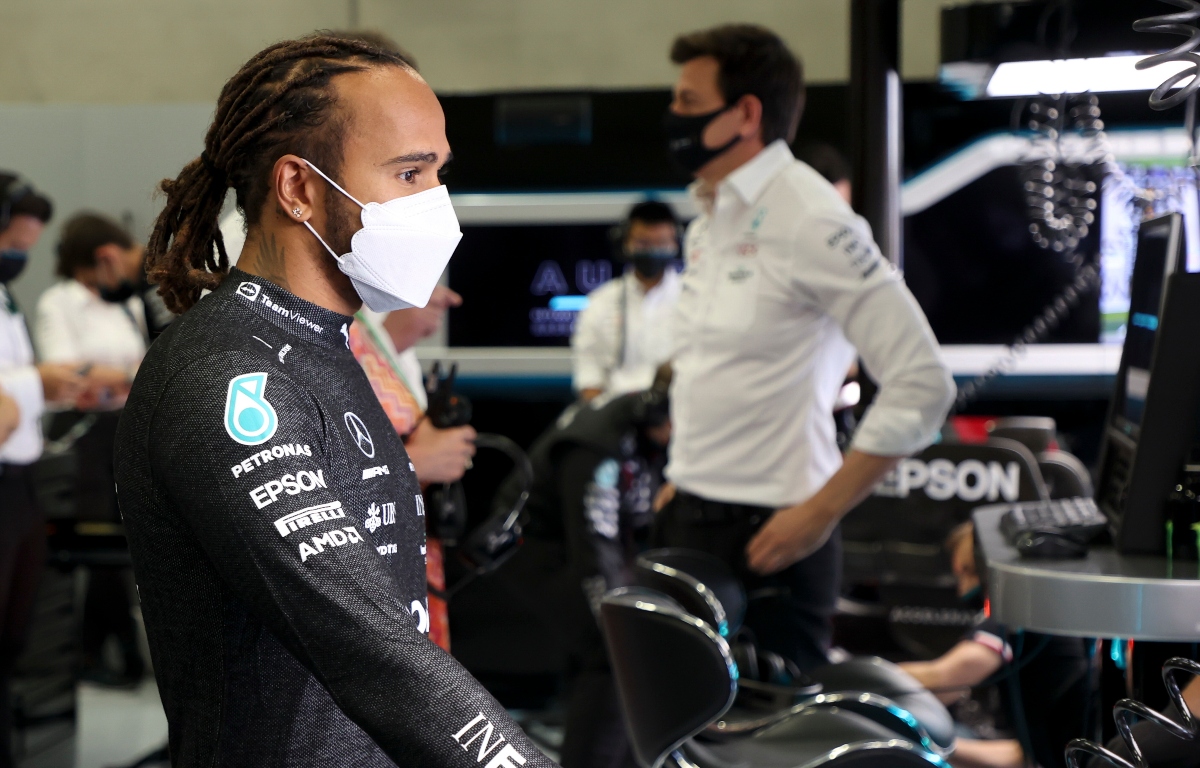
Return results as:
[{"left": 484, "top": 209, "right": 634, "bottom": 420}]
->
[
  {"left": 987, "top": 416, "right": 1058, "bottom": 455},
  {"left": 809, "top": 657, "right": 956, "bottom": 753},
  {"left": 842, "top": 438, "right": 1048, "bottom": 581},
  {"left": 600, "top": 588, "right": 737, "bottom": 768},
  {"left": 634, "top": 548, "right": 747, "bottom": 636},
  {"left": 841, "top": 439, "right": 1049, "bottom": 658},
  {"left": 1037, "top": 449, "right": 1094, "bottom": 499}
]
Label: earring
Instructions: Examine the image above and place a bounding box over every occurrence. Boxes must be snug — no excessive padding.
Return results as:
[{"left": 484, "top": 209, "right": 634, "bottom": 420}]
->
[{"left": 292, "top": 207, "right": 302, "bottom": 217}]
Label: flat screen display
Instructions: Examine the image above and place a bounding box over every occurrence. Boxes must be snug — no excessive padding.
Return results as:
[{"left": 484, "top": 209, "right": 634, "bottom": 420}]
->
[
  {"left": 1113, "top": 214, "right": 1180, "bottom": 432},
  {"left": 447, "top": 224, "right": 616, "bottom": 347}
]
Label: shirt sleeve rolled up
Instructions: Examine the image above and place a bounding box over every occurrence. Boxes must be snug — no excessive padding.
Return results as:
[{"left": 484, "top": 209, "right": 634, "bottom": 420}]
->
[{"left": 795, "top": 212, "right": 955, "bottom": 457}]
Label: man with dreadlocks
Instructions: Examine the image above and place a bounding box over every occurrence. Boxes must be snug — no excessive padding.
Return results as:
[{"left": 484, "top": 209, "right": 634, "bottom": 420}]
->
[{"left": 114, "top": 35, "right": 558, "bottom": 767}]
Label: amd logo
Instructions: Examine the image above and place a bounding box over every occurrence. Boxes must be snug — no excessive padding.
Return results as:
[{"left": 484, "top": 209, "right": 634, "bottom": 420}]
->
[
  {"left": 876, "top": 458, "right": 1021, "bottom": 503},
  {"left": 451, "top": 713, "right": 526, "bottom": 768}
]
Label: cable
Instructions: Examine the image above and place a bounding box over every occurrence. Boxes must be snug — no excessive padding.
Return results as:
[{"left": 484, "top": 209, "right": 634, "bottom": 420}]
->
[
  {"left": 1134, "top": 1, "right": 1200, "bottom": 112},
  {"left": 954, "top": 90, "right": 1110, "bottom": 410},
  {"left": 427, "top": 433, "right": 534, "bottom": 601},
  {"left": 1065, "top": 657, "right": 1200, "bottom": 768}
]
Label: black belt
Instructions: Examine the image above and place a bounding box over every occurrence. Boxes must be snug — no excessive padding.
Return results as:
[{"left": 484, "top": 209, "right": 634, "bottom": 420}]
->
[
  {"left": 673, "top": 490, "right": 772, "bottom": 525},
  {"left": 0, "top": 462, "right": 33, "bottom": 478}
]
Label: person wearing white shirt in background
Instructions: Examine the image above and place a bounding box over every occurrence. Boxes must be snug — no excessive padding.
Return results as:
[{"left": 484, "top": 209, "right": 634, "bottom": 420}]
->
[
  {"left": 654, "top": 25, "right": 955, "bottom": 672},
  {"left": 36, "top": 213, "right": 149, "bottom": 402},
  {"left": 36, "top": 212, "right": 152, "bottom": 688},
  {"left": 571, "top": 201, "right": 682, "bottom": 402},
  {"left": 0, "top": 175, "right": 88, "bottom": 768}
]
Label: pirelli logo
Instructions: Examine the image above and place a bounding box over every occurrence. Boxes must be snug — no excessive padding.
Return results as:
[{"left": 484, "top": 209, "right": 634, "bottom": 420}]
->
[{"left": 274, "top": 501, "right": 346, "bottom": 538}]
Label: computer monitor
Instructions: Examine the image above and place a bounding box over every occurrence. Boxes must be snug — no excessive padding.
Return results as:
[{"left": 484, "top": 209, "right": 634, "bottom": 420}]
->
[
  {"left": 447, "top": 222, "right": 682, "bottom": 347},
  {"left": 447, "top": 224, "right": 616, "bottom": 347},
  {"left": 1109, "top": 214, "right": 1183, "bottom": 439},
  {"left": 1094, "top": 213, "right": 1200, "bottom": 554}
]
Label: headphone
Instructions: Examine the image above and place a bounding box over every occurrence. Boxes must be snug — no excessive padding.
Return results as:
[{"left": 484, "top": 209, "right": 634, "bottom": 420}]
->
[
  {"left": 0, "top": 175, "right": 34, "bottom": 233},
  {"left": 607, "top": 203, "right": 685, "bottom": 262}
]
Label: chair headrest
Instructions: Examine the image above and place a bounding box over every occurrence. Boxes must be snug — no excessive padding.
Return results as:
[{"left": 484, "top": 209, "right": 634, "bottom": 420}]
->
[
  {"left": 600, "top": 587, "right": 737, "bottom": 768},
  {"left": 634, "top": 548, "right": 747, "bottom": 635}
]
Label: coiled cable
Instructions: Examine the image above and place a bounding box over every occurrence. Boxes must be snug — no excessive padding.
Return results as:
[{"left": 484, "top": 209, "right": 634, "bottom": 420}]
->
[
  {"left": 955, "top": 95, "right": 1107, "bottom": 409},
  {"left": 1065, "top": 657, "right": 1200, "bottom": 768},
  {"left": 1134, "top": 0, "right": 1200, "bottom": 111}
]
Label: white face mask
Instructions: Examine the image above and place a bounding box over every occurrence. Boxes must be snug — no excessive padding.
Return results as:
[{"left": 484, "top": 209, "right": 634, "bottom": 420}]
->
[{"left": 301, "top": 159, "right": 463, "bottom": 312}]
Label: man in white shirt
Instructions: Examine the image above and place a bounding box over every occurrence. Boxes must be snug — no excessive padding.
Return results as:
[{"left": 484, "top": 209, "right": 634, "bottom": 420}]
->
[
  {"left": 656, "top": 26, "right": 955, "bottom": 670},
  {"left": 0, "top": 175, "right": 87, "bottom": 768},
  {"left": 37, "top": 213, "right": 150, "bottom": 400},
  {"left": 571, "top": 201, "right": 682, "bottom": 401},
  {"left": 37, "top": 212, "right": 154, "bottom": 687}
]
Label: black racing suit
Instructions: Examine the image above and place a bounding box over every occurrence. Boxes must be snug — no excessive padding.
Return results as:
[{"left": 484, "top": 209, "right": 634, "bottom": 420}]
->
[{"left": 114, "top": 269, "right": 557, "bottom": 768}]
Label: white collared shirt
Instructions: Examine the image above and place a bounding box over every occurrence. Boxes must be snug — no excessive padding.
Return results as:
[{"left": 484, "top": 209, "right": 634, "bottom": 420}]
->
[
  {"left": 571, "top": 268, "right": 681, "bottom": 397},
  {"left": 0, "top": 286, "right": 43, "bottom": 465},
  {"left": 36, "top": 279, "right": 147, "bottom": 369},
  {"left": 666, "top": 140, "right": 955, "bottom": 508}
]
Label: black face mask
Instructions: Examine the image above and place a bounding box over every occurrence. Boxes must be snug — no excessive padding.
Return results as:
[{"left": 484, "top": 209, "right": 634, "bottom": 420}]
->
[
  {"left": 663, "top": 106, "right": 741, "bottom": 175},
  {"left": 631, "top": 256, "right": 668, "bottom": 280},
  {"left": 0, "top": 250, "right": 27, "bottom": 284},
  {"left": 99, "top": 279, "right": 137, "bottom": 304}
]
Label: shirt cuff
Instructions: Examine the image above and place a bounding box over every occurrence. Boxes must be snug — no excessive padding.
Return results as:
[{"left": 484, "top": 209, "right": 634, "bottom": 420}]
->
[
  {"left": 851, "top": 402, "right": 948, "bottom": 457},
  {"left": 0, "top": 366, "right": 44, "bottom": 423},
  {"left": 572, "top": 364, "right": 607, "bottom": 392}
]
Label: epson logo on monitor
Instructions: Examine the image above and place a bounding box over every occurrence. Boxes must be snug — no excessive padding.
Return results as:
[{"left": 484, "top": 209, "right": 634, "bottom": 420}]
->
[{"left": 875, "top": 458, "right": 1021, "bottom": 503}]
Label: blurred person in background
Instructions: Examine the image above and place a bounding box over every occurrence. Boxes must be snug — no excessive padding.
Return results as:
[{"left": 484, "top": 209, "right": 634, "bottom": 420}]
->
[
  {"left": 656, "top": 25, "right": 954, "bottom": 674},
  {"left": 571, "top": 201, "right": 682, "bottom": 402},
  {"left": 797, "top": 142, "right": 852, "bottom": 205},
  {"left": 0, "top": 174, "right": 84, "bottom": 768},
  {"left": 37, "top": 212, "right": 151, "bottom": 687}
]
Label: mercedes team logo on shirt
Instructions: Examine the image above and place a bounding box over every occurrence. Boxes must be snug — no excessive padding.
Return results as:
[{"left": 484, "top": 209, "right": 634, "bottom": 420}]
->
[{"left": 343, "top": 412, "right": 375, "bottom": 458}]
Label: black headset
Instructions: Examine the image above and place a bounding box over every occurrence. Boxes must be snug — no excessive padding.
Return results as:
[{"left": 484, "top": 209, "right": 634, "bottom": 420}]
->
[{"left": 0, "top": 175, "right": 34, "bottom": 233}]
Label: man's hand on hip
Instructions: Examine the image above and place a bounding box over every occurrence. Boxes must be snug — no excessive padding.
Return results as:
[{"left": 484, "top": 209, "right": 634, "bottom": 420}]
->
[
  {"left": 0, "top": 391, "right": 19, "bottom": 445},
  {"left": 746, "top": 502, "right": 838, "bottom": 575},
  {"left": 745, "top": 450, "right": 904, "bottom": 575}
]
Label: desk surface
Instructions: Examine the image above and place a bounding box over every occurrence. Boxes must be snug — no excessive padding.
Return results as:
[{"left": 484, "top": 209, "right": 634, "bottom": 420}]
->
[{"left": 974, "top": 505, "right": 1200, "bottom": 641}]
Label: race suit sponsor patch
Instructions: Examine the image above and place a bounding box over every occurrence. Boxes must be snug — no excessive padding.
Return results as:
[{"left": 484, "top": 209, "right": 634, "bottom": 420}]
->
[{"left": 224, "top": 372, "right": 278, "bottom": 446}]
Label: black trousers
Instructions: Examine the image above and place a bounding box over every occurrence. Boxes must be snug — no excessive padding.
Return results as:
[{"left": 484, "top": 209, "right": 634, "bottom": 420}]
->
[
  {"left": 652, "top": 491, "right": 841, "bottom": 672},
  {"left": 53, "top": 411, "right": 143, "bottom": 678},
  {"left": 0, "top": 467, "right": 46, "bottom": 768}
]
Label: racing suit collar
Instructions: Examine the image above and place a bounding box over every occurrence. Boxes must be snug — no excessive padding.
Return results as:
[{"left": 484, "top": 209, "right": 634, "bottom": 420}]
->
[{"left": 221, "top": 268, "right": 355, "bottom": 350}]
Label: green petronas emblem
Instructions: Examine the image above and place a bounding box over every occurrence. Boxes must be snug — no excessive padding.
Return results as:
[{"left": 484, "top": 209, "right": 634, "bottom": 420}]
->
[{"left": 224, "top": 372, "right": 278, "bottom": 446}]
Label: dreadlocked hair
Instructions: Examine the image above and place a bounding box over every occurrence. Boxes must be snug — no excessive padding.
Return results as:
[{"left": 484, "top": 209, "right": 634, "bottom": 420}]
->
[{"left": 146, "top": 33, "right": 412, "bottom": 314}]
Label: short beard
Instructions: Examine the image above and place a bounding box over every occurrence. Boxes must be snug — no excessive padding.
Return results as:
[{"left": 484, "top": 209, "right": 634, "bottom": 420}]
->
[{"left": 323, "top": 188, "right": 359, "bottom": 257}]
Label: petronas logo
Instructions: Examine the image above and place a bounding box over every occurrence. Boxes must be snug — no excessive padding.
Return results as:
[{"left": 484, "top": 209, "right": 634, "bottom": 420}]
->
[{"left": 224, "top": 372, "right": 278, "bottom": 446}]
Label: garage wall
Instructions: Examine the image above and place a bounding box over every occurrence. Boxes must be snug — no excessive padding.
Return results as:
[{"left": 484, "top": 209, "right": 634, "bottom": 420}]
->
[{"left": 0, "top": 0, "right": 945, "bottom": 102}]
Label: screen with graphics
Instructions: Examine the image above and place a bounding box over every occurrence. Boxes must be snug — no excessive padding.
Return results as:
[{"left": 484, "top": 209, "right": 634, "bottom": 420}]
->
[
  {"left": 447, "top": 224, "right": 618, "bottom": 347},
  {"left": 1114, "top": 214, "right": 1180, "bottom": 431}
]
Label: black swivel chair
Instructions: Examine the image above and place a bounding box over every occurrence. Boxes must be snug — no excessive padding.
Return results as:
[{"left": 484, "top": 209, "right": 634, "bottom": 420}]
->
[
  {"left": 986, "top": 416, "right": 1058, "bottom": 455},
  {"left": 1037, "top": 450, "right": 1094, "bottom": 500},
  {"left": 633, "top": 549, "right": 956, "bottom": 756},
  {"left": 840, "top": 439, "right": 1049, "bottom": 658},
  {"left": 600, "top": 588, "right": 951, "bottom": 768}
]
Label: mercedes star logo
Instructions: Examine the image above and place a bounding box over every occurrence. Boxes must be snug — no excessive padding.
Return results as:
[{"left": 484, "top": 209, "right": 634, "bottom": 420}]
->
[{"left": 343, "top": 412, "right": 375, "bottom": 458}]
